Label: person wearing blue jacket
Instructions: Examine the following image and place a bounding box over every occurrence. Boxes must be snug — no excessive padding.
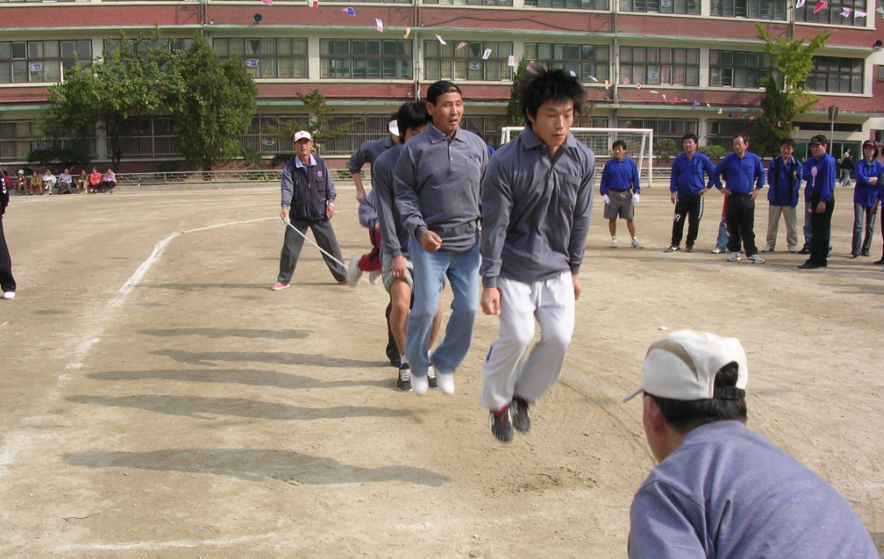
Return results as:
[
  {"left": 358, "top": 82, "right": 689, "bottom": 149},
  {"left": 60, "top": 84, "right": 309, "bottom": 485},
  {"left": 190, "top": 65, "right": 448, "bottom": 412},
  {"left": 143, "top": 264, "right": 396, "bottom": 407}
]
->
[
  {"left": 666, "top": 134, "right": 714, "bottom": 253},
  {"left": 762, "top": 138, "right": 802, "bottom": 253},
  {"left": 799, "top": 135, "right": 837, "bottom": 270},
  {"left": 600, "top": 140, "right": 643, "bottom": 249},
  {"left": 712, "top": 134, "right": 766, "bottom": 263},
  {"left": 851, "top": 140, "right": 884, "bottom": 258}
]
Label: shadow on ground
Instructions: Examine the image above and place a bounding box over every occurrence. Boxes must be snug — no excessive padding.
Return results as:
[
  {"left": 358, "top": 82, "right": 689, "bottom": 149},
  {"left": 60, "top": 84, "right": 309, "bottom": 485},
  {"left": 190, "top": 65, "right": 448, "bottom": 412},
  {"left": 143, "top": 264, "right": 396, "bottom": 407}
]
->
[
  {"left": 88, "top": 368, "right": 392, "bottom": 390},
  {"left": 140, "top": 328, "right": 311, "bottom": 340},
  {"left": 151, "top": 349, "right": 378, "bottom": 368}
]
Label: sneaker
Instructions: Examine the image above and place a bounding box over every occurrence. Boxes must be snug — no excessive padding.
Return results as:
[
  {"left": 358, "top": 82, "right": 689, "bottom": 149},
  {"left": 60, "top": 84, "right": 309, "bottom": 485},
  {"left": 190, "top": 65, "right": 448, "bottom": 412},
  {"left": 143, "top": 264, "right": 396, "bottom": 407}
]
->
[
  {"left": 788, "top": 245, "right": 798, "bottom": 253},
  {"left": 685, "top": 246, "right": 695, "bottom": 253},
  {"left": 396, "top": 363, "right": 411, "bottom": 392},
  {"left": 512, "top": 397, "right": 531, "bottom": 433},
  {"left": 610, "top": 236, "right": 618, "bottom": 248},
  {"left": 437, "top": 372, "right": 455, "bottom": 395},
  {"left": 727, "top": 252, "right": 741, "bottom": 262},
  {"left": 798, "top": 248, "right": 811, "bottom": 255},
  {"left": 338, "top": 278, "right": 349, "bottom": 285},
  {"left": 664, "top": 245, "right": 680, "bottom": 253},
  {"left": 851, "top": 253, "right": 860, "bottom": 259},
  {"left": 368, "top": 270, "right": 381, "bottom": 285},
  {"left": 489, "top": 405, "right": 513, "bottom": 442},
  {"left": 761, "top": 244, "right": 773, "bottom": 252},
  {"left": 861, "top": 251, "right": 870, "bottom": 257},
  {"left": 874, "top": 258, "right": 884, "bottom": 265},
  {"left": 427, "top": 365, "right": 438, "bottom": 389},
  {"left": 347, "top": 255, "right": 362, "bottom": 286},
  {"left": 711, "top": 248, "right": 722, "bottom": 254},
  {"left": 271, "top": 282, "right": 290, "bottom": 291},
  {"left": 412, "top": 373, "right": 429, "bottom": 396},
  {"left": 2, "top": 291, "right": 15, "bottom": 300},
  {"left": 746, "top": 254, "right": 766, "bottom": 264},
  {"left": 631, "top": 237, "right": 644, "bottom": 249}
]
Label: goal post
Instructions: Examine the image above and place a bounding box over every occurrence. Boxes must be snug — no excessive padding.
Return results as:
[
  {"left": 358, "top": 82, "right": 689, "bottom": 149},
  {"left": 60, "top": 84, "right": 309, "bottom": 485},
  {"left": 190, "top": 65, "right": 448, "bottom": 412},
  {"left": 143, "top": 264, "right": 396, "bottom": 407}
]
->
[{"left": 500, "top": 127, "right": 655, "bottom": 188}]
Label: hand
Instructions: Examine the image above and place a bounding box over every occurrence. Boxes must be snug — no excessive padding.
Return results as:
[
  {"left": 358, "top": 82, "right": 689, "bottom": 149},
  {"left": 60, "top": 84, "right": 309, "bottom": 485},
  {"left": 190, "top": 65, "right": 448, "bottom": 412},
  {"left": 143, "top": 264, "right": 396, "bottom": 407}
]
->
[
  {"left": 355, "top": 189, "right": 366, "bottom": 203},
  {"left": 481, "top": 287, "right": 501, "bottom": 315},
  {"left": 327, "top": 202, "right": 335, "bottom": 219},
  {"left": 280, "top": 206, "right": 290, "bottom": 221},
  {"left": 699, "top": 187, "right": 709, "bottom": 196},
  {"left": 722, "top": 187, "right": 732, "bottom": 196},
  {"left": 750, "top": 189, "right": 759, "bottom": 202},
  {"left": 633, "top": 193, "right": 640, "bottom": 205},
  {"left": 602, "top": 194, "right": 611, "bottom": 205},
  {"left": 420, "top": 230, "right": 443, "bottom": 253},
  {"left": 670, "top": 192, "right": 677, "bottom": 205},
  {"left": 572, "top": 274, "right": 582, "bottom": 301},
  {"left": 816, "top": 201, "right": 826, "bottom": 214},
  {"left": 373, "top": 222, "right": 381, "bottom": 232},
  {"left": 391, "top": 255, "right": 408, "bottom": 280},
  {"left": 869, "top": 177, "right": 878, "bottom": 185}
]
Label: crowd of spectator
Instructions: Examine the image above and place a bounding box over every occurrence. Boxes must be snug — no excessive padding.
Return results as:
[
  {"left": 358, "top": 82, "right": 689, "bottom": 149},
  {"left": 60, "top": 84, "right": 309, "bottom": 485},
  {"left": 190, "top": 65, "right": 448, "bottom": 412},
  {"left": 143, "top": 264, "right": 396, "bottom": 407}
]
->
[{"left": 3, "top": 166, "right": 116, "bottom": 196}]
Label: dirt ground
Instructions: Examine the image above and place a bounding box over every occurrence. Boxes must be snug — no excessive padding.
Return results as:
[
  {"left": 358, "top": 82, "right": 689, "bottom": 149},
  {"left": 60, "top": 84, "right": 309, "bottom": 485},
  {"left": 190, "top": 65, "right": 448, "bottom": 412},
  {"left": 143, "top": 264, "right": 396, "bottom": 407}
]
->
[{"left": 0, "top": 182, "right": 882, "bottom": 558}]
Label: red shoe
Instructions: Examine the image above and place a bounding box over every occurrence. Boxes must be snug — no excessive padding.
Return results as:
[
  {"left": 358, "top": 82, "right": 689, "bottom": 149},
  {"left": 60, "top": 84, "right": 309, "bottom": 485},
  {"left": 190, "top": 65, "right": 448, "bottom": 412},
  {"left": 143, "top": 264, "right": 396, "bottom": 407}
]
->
[{"left": 271, "top": 282, "right": 290, "bottom": 291}]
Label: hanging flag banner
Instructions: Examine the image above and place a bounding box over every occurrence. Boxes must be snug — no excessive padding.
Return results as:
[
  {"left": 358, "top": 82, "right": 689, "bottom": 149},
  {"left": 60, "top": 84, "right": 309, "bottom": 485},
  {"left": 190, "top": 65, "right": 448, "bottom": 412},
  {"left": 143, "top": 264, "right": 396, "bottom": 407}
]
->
[
  {"left": 376, "top": 18, "right": 383, "bottom": 32},
  {"left": 570, "top": 70, "right": 577, "bottom": 77},
  {"left": 526, "top": 60, "right": 536, "bottom": 71},
  {"left": 636, "top": 81, "right": 643, "bottom": 89},
  {"left": 343, "top": 6, "right": 355, "bottom": 15},
  {"left": 29, "top": 62, "right": 43, "bottom": 72},
  {"left": 587, "top": 75, "right": 598, "bottom": 82},
  {"left": 404, "top": 27, "right": 411, "bottom": 38},
  {"left": 262, "top": 138, "right": 277, "bottom": 146},
  {"left": 796, "top": 0, "right": 805, "bottom": 7},
  {"left": 620, "top": 77, "right": 630, "bottom": 85},
  {"left": 468, "top": 61, "right": 482, "bottom": 70},
  {"left": 877, "top": 6, "right": 884, "bottom": 13},
  {"left": 262, "top": 0, "right": 273, "bottom": 5},
  {"left": 482, "top": 48, "right": 492, "bottom": 60},
  {"left": 507, "top": 55, "right": 516, "bottom": 67},
  {"left": 718, "top": 108, "right": 723, "bottom": 114},
  {"left": 693, "top": 100, "right": 700, "bottom": 106},
  {"left": 456, "top": 41, "right": 468, "bottom": 50},
  {"left": 840, "top": 6, "right": 851, "bottom": 16},
  {"left": 436, "top": 35, "right": 446, "bottom": 44},
  {"left": 855, "top": 9, "right": 867, "bottom": 16},
  {"left": 813, "top": 1, "right": 827, "bottom": 13}
]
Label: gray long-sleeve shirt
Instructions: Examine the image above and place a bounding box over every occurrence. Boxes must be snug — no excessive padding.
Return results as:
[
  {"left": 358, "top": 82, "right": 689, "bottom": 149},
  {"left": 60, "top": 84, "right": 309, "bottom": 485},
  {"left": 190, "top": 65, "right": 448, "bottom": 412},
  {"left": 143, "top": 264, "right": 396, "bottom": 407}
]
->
[
  {"left": 372, "top": 144, "right": 410, "bottom": 259},
  {"left": 347, "top": 136, "right": 395, "bottom": 175},
  {"left": 357, "top": 189, "right": 378, "bottom": 230},
  {"left": 394, "top": 123, "right": 488, "bottom": 252},
  {"left": 480, "top": 127, "right": 595, "bottom": 288}
]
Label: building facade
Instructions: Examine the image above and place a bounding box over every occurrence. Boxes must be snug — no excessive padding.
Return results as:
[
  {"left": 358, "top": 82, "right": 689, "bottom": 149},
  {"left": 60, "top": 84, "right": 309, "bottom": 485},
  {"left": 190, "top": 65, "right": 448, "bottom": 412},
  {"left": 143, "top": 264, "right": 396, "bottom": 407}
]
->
[{"left": 1, "top": 0, "right": 882, "bottom": 169}]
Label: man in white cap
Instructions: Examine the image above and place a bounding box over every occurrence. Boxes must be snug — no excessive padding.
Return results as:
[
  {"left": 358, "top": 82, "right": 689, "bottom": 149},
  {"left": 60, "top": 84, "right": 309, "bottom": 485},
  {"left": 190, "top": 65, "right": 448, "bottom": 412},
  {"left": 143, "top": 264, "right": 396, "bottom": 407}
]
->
[
  {"left": 348, "top": 115, "right": 400, "bottom": 203},
  {"left": 273, "top": 131, "right": 347, "bottom": 290},
  {"left": 624, "top": 330, "right": 878, "bottom": 559}
]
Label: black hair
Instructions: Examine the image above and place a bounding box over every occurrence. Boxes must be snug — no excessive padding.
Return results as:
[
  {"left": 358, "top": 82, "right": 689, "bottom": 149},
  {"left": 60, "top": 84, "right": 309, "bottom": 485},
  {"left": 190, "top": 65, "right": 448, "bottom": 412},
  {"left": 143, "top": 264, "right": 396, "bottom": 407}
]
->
[
  {"left": 388, "top": 113, "right": 397, "bottom": 123},
  {"left": 780, "top": 138, "right": 795, "bottom": 147},
  {"left": 612, "top": 140, "right": 627, "bottom": 151},
  {"left": 650, "top": 362, "right": 748, "bottom": 433},
  {"left": 682, "top": 133, "right": 699, "bottom": 144},
  {"left": 519, "top": 68, "right": 586, "bottom": 128},
  {"left": 732, "top": 134, "right": 749, "bottom": 145},
  {"left": 395, "top": 101, "right": 431, "bottom": 142},
  {"left": 426, "top": 80, "right": 462, "bottom": 105}
]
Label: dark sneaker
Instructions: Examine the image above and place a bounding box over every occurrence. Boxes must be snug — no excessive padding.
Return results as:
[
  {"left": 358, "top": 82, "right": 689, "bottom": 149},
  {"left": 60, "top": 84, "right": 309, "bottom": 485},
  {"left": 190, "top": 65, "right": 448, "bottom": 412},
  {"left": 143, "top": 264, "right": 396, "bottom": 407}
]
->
[
  {"left": 427, "top": 365, "right": 438, "bottom": 389},
  {"left": 664, "top": 245, "right": 680, "bottom": 253},
  {"left": 489, "top": 405, "right": 513, "bottom": 442},
  {"left": 512, "top": 397, "right": 531, "bottom": 433},
  {"left": 396, "top": 364, "right": 411, "bottom": 392},
  {"left": 685, "top": 246, "right": 695, "bottom": 253}
]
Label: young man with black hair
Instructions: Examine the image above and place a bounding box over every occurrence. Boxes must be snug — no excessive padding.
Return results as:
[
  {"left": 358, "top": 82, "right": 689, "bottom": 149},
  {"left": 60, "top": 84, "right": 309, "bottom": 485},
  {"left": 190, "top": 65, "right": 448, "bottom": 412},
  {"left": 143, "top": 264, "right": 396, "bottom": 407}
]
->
[
  {"left": 394, "top": 80, "right": 489, "bottom": 397},
  {"left": 479, "top": 68, "right": 594, "bottom": 442},
  {"left": 348, "top": 114, "right": 400, "bottom": 203},
  {"left": 600, "top": 140, "right": 642, "bottom": 249},
  {"left": 762, "top": 138, "right": 802, "bottom": 253},
  {"left": 712, "top": 134, "right": 766, "bottom": 264},
  {"left": 624, "top": 330, "right": 878, "bottom": 559},
  {"left": 799, "top": 134, "right": 837, "bottom": 270},
  {"left": 374, "top": 101, "right": 443, "bottom": 391},
  {"left": 667, "top": 133, "right": 714, "bottom": 253}
]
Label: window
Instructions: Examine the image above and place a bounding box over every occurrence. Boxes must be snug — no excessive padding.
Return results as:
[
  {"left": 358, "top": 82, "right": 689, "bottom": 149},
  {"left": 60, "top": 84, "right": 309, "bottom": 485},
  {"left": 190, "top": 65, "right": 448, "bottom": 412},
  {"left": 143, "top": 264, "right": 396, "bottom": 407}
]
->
[
  {"left": 111, "top": 117, "right": 180, "bottom": 160},
  {"left": 524, "top": 0, "right": 609, "bottom": 8},
  {"left": 215, "top": 38, "right": 308, "bottom": 79},
  {"left": 619, "top": 47, "right": 699, "bottom": 87},
  {"left": 796, "top": 0, "right": 866, "bottom": 26},
  {"left": 710, "top": 0, "right": 786, "bottom": 19},
  {"left": 878, "top": 65, "right": 884, "bottom": 81},
  {"left": 425, "top": 0, "right": 512, "bottom": 6},
  {"left": 707, "top": 119, "right": 753, "bottom": 149},
  {"left": 524, "top": 43, "right": 609, "bottom": 83},
  {"left": 0, "top": 40, "right": 91, "bottom": 83},
  {"left": 806, "top": 56, "right": 863, "bottom": 94},
  {"left": 423, "top": 41, "right": 513, "bottom": 81},
  {"left": 619, "top": 117, "right": 698, "bottom": 145},
  {"left": 0, "top": 120, "right": 96, "bottom": 164},
  {"left": 621, "top": 0, "right": 699, "bottom": 15},
  {"left": 320, "top": 39, "right": 412, "bottom": 79},
  {"left": 709, "top": 50, "right": 772, "bottom": 88}
]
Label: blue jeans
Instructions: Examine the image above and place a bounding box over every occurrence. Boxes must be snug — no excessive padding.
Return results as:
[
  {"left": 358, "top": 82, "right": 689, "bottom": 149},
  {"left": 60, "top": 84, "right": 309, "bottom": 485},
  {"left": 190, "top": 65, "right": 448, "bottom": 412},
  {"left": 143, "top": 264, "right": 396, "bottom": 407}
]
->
[
  {"left": 715, "top": 220, "right": 729, "bottom": 251},
  {"left": 852, "top": 202, "right": 877, "bottom": 256},
  {"left": 406, "top": 237, "right": 480, "bottom": 377}
]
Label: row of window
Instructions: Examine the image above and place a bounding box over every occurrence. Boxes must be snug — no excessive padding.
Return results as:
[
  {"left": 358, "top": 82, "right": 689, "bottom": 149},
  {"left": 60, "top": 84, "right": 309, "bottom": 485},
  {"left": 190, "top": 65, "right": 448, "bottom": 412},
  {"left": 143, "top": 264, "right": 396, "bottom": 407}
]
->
[{"left": 0, "top": 39, "right": 866, "bottom": 94}]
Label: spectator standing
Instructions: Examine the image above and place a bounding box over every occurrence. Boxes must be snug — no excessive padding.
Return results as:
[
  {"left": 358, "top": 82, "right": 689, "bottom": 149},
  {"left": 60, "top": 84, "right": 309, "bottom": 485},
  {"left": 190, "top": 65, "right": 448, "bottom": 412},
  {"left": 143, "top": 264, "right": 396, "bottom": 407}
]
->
[
  {"left": 666, "top": 133, "right": 714, "bottom": 253},
  {"left": 799, "top": 135, "right": 837, "bottom": 270},
  {"left": 0, "top": 171, "right": 15, "bottom": 300},
  {"left": 851, "top": 140, "right": 883, "bottom": 258},
  {"left": 840, "top": 148, "right": 854, "bottom": 187},
  {"left": 712, "top": 134, "right": 766, "bottom": 264},
  {"left": 600, "top": 140, "right": 643, "bottom": 249},
  {"left": 761, "top": 138, "right": 802, "bottom": 253},
  {"left": 348, "top": 115, "right": 400, "bottom": 203}
]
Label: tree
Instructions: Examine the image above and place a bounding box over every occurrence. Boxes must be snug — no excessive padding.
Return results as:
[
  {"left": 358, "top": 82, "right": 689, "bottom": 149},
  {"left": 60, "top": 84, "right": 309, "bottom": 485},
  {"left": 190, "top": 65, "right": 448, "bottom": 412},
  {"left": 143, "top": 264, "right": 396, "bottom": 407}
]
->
[
  {"left": 506, "top": 58, "right": 529, "bottom": 127},
  {"left": 267, "top": 90, "right": 363, "bottom": 155},
  {"left": 750, "top": 24, "right": 832, "bottom": 157},
  {"left": 168, "top": 34, "right": 257, "bottom": 171},
  {"left": 41, "top": 29, "right": 176, "bottom": 170}
]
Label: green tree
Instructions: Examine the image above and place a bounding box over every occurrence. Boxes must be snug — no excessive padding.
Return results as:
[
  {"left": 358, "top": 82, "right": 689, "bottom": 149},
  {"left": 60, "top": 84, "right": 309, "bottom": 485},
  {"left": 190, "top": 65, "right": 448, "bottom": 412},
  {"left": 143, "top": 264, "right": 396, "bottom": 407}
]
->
[
  {"left": 41, "top": 29, "right": 176, "bottom": 170},
  {"left": 168, "top": 34, "right": 257, "bottom": 171},
  {"left": 268, "top": 90, "right": 363, "bottom": 155},
  {"left": 506, "top": 58, "right": 528, "bottom": 127},
  {"left": 655, "top": 139, "right": 677, "bottom": 163}
]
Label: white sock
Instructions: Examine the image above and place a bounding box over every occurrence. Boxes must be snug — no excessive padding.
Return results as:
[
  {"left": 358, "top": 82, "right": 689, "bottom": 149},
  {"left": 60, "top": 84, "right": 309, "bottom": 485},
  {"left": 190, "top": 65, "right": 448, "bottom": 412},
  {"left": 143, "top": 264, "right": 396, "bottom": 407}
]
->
[{"left": 400, "top": 354, "right": 407, "bottom": 366}]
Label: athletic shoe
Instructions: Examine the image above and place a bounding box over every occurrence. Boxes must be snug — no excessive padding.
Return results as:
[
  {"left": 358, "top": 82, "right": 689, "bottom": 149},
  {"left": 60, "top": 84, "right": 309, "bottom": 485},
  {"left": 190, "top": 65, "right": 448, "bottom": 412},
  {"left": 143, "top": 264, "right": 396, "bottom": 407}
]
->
[
  {"left": 347, "top": 255, "right": 362, "bottom": 286},
  {"left": 851, "top": 253, "right": 860, "bottom": 258},
  {"left": 489, "top": 405, "right": 513, "bottom": 442},
  {"left": 761, "top": 244, "right": 773, "bottom": 252},
  {"left": 798, "top": 248, "right": 811, "bottom": 255},
  {"left": 512, "top": 397, "right": 531, "bottom": 433},
  {"left": 861, "top": 251, "right": 870, "bottom": 257},
  {"left": 664, "top": 245, "right": 680, "bottom": 252},
  {"left": 873, "top": 258, "right": 884, "bottom": 265},
  {"left": 631, "top": 237, "right": 644, "bottom": 249},
  {"left": 788, "top": 246, "right": 798, "bottom": 253},
  {"left": 271, "top": 282, "right": 290, "bottom": 291},
  {"left": 711, "top": 248, "right": 722, "bottom": 254},
  {"left": 610, "top": 236, "right": 617, "bottom": 248},
  {"left": 746, "top": 254, "right": 766, "bottom": 264},
  {"left": 437, "top": 372, "right": 454, "bottom": 395},
  {"left": 798, "top": 261, "right": 824, "bottom": 269},
  {"left": 368, "top": 270, "right": 381, "bottom": 285},
  {"left": 685, "top": 246, "right": 695, "bottom": 253},
  {"left": 338, "top": 279, "right": 349, "bottom": 285},
  {"left": 412, "top": 373, "right": 429, "bottom": 396},
  {"left": 727, "top": 252, "right": 741, "bottom": 262},
  {"left": 396, "top": 363, "right": 411, "bottom": 392},
  {"left": 2, "top": 292, "right": 15, "bottom": 300},
  {"left": 427, "top": 365, "right": 438, "bottom": 389}
]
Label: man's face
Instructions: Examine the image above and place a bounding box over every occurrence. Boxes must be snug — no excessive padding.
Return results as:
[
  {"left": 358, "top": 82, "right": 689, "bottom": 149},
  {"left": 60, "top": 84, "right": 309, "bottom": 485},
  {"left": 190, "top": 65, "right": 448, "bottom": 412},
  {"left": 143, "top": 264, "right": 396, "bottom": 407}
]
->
[
  {"left": 613, "top": 145, "right": 627, "bottom": 161},
  {"left": 295, "top": 138, "right": 313, "bottom": 158},
  {"left": 683, "top": 138, "right": 697, "bottom": 156},
  {"left": 403, "top": 124, "right": 428, "bottom": 144},
  {"left": 810, "top": 142, "right": 827, "bottom": 159},
  {"left": 426, "top": 92, "right": 463, "bottom": 137},
  {"left": 780, "top": 144, "right": 794, "bottom": 160},
  {"left": 732, "top": 137, "right": 747, "bottom": 157},
  {"left": 527, "top": 99, "right": 574, "bottom": 154},
  {"left": 863, "top": 145, "right": 875, "bottom": 159}
]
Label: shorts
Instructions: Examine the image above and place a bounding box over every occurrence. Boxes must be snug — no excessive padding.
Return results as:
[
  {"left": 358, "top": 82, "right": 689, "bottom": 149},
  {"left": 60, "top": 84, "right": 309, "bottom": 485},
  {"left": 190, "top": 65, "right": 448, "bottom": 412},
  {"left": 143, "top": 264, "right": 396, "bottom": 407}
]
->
[
  {"left": 381, "top": 253, "right": 414, "bottom": 292},
  {"left": 603, "top": 189, "right": 634, "bottom": 221}
]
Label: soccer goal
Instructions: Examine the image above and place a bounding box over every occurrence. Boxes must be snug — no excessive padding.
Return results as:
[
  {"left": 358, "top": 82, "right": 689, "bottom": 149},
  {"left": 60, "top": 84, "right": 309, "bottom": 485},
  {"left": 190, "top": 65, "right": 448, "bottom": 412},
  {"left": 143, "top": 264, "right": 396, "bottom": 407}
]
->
[{"left": 500, "top": 127, "right": 655, "bottom": 187}]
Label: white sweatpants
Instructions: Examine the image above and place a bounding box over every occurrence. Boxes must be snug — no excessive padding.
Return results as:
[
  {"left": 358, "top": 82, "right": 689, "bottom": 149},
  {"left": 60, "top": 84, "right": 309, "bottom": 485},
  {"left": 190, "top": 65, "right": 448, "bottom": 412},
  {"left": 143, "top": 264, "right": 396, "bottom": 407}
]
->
[{"left": 481, "top": 272, "right": 575, "bottom": 411}]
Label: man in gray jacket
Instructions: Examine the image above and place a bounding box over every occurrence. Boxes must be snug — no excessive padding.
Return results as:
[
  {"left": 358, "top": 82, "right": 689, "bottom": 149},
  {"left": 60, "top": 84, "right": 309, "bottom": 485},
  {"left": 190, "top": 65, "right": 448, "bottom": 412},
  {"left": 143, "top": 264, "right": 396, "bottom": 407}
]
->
[{"left": 479, "top": 68, "right": 594, "bottom": 442}]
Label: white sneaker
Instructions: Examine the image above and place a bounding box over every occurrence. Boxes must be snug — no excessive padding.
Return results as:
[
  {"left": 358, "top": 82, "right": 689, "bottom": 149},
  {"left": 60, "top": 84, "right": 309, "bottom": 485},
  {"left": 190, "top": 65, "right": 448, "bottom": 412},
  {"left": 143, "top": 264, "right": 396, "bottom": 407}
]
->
[
  {"left": 631, "top": 237, "right": 644, "bottom": 249},
  {"left": 2, "top": 291, "right": 15, "bottom": 300},
  {"left": 727, "top": 252, "right": 741, "bottom": 262},
  {"left": 747, "top": 254, "right": 766, "bottom": 264},
  {"left": 761, "top": 244, "right": 773, "bottom": 252},
  {"left": 412, "top": 373, "right": 429, "bottom": 396},
  {"left": 368, "top": 270, "right": 381, "bottom": 285},
  {"left": 437, "top": 372, "right": 455, "bottom": 395},
  {"left": 711, "top": 248, "right": 722, "bottom": 254},
  {"left": 346, "top": 255, "right": 362, "bottom": 286},
  {"left": 610, "top": 236, "right": 618, "bottom": 248},
  {"left": 788, "top": 245, "right": 797, "bottom": 253}
]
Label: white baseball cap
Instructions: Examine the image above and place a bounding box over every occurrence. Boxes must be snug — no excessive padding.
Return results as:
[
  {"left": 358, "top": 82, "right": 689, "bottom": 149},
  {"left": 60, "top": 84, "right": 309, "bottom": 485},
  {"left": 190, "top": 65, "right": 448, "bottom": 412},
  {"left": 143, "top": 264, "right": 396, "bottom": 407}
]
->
[
  {"left": 388, "top": 120, "right": 399, "bottom": 136},
  {"left": 623, "top": 330, "right": 748, "bottom": 402},
  {"left": 293, "top": 130, "right": 312, "bottom": 142}
]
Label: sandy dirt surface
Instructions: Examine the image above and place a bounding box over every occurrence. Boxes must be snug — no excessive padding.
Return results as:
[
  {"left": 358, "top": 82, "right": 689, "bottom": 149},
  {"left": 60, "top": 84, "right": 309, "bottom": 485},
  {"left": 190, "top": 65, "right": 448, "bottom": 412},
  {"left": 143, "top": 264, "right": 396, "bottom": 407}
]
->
[{"left": 0, "top": 184, "right": 882, "bottom": 558}]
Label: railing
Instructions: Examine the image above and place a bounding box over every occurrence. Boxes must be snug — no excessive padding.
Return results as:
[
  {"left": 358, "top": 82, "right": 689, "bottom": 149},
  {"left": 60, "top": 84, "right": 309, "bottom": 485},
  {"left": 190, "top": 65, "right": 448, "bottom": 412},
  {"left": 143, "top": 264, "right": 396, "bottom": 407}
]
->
[{"left": 114, "top": 168, "right": 359, "bottom": 186}]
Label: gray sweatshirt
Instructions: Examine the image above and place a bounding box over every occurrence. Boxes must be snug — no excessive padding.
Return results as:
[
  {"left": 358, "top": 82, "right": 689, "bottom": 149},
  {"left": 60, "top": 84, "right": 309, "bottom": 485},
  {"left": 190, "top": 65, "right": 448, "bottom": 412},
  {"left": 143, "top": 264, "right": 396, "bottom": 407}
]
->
[
  {"left": 372, "top": 144, "right": 410, "bottom": 259},
  {"left": 480, "top": 127, "right": 595, "bottom": 288}
]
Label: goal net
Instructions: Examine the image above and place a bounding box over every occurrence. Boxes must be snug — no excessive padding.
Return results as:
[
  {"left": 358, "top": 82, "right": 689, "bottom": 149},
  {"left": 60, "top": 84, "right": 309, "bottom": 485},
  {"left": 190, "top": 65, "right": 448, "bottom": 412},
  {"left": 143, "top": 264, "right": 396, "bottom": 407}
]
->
[{"left": 500, "top": 127, "right": 655, "bottom": 187}]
